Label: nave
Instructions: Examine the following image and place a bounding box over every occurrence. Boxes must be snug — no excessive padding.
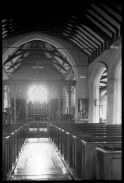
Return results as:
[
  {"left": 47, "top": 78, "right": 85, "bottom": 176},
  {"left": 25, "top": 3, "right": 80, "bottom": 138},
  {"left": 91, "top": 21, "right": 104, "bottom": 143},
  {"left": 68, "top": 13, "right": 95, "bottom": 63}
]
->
[
  {"left": 3, "top": 120, "right": 121, "bottom": 180},
  {"left": 10, "top": 138, "right": 72, "bottom": 181}
]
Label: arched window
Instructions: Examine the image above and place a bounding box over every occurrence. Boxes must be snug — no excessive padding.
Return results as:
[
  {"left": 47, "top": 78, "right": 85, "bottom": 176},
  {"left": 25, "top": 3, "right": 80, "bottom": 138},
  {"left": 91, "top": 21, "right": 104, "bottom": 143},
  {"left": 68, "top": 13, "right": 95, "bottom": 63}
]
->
[
  {"left": 27, "top": 85, "right": 47, "bottom": 104},
  {"left": 99, "top": 68, "right": 107, "bottom": 123},
  {"left": 27, "top": 85, "right": 47, "bottom": 114}
]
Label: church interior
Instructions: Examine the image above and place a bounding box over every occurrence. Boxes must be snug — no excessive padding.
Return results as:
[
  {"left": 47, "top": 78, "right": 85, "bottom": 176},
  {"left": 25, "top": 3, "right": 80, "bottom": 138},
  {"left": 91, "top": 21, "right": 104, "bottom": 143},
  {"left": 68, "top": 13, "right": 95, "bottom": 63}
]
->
[{"left": 2, "top": 1, "right": 122, "bottom": 180}]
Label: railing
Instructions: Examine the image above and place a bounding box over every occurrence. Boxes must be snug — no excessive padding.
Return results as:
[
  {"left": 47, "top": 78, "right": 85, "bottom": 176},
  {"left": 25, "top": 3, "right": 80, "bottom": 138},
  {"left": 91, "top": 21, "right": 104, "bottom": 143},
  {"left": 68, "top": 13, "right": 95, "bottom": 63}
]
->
[
  {"left": 27, "top": 120, "right": 48, "bottom": 133},
  {"left": 2, "top": 123, "right": 28, "bottom": 180}
]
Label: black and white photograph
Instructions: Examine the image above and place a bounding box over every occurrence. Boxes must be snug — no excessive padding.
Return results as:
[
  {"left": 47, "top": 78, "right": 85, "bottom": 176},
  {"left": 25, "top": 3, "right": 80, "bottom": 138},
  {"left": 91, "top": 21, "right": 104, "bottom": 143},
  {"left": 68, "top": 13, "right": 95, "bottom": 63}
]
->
[{"left": 2, "top": 1, "right": 122, "bottom": 181}]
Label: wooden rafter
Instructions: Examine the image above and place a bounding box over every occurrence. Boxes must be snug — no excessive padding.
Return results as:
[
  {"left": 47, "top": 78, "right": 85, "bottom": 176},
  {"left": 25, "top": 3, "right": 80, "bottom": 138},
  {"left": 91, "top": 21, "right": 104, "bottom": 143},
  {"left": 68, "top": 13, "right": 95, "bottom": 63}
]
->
[
  {"left": 64, "top": 67, "right": 73, "bottom": 78},
  {"left": 54, "top": 52, "right": 71, "bottom": 67},
  {"left": 7, "top": 59, "right": 23, "bottom": 70},
  {"left": 100, "top": 81, "right": 107, "bottom": 84},
  {"left": 12, "top": 63, "right": 23, "bottom": 73},
  {"left": 76, "top": 29, "right": 99, "bottom": 48},
  {"left": 101, "top": 75, "right": 107, "bottom": 80},
  {"left": 3, "top": 48, "right": 29, "bottom": 65},
  {"left": 2, "top": 2, "right": 121, "bottom": 68},
  {"left": 47, "top": 63, "right": 65, "bottom": 77},
  {"left": 51, "top": 59, "right": 67, "bottom": 72}
]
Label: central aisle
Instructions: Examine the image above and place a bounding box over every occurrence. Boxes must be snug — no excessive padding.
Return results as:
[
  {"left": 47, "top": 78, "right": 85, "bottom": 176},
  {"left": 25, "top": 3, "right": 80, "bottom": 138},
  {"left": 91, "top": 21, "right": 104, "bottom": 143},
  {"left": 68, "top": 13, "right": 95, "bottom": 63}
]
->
[{"left": 10, "top": 138, "right": 72, "bottom": 180}]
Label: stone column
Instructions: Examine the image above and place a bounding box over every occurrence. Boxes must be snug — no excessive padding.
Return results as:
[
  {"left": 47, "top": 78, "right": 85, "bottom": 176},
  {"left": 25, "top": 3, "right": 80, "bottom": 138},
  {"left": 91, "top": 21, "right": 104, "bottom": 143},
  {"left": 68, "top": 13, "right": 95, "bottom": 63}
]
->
[
  {"left": 106, "top": 78, "right": 119, "bottom": 124},
  {"left": 58, "top": 86, "right": 63, "bottom": 122},
  {"left": 67, "top": 86, "right": 71, "bottom": 114},
  {"left": 8, "top": 87, "right": 12, "bottom": 124},
  {"left": 47, "top": 86, "right": 51, "bottom": 120},
  {"left": 25, "top": 93, "right": 28, "bottom": 124},
  {"left": 2, "top": 84, "right": 5, "bottom": 112},
  {"left": 58, "top": 86, "right": 62, "bottom": 114},
  {"left": 14, "top": 86, "right": 16, "bottom": 124},
  {"left": 2, "top": 84, "right": 5, "bottom": 126},
  {"left": 62, "top": 87, "right": 67, "bottom": 114}
]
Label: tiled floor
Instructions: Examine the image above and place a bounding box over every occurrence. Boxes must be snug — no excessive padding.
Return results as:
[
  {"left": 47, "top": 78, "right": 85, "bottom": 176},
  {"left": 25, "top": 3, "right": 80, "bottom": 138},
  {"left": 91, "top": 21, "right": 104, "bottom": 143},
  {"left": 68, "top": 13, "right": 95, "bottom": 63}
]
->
[{"left": 10, "top": 138, "right": 72, "bottom": 180}]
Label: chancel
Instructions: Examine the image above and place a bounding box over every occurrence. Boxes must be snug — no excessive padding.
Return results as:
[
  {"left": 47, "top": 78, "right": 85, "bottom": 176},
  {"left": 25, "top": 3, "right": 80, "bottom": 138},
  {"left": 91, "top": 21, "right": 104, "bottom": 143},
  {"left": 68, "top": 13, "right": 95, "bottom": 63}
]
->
[{"left": 2, "top": 1, "right": 122, "bottom": 181}]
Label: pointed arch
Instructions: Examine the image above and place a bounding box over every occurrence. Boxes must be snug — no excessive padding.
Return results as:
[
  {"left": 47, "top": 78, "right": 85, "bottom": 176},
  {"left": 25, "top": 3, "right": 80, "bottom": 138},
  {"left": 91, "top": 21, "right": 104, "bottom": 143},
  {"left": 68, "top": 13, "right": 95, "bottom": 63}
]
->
[{"left": 3, "top": 33, "right": 78, "bottom": 80}]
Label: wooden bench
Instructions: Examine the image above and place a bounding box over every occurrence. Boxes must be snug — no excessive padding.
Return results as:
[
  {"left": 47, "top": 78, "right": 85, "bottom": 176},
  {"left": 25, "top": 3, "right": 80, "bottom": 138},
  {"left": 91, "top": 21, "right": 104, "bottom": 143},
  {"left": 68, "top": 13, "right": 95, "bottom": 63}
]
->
[
  {"left": 66, "top": 130, "right": 121, "bottom": 179},
  {"left": 76, "top": 139, "right": 121, "bottom": 180},
  {"left": 63, "top": 133, "right": 120, "bottom": 176},
  {"left": 48, "top": 123, "right": 121, "bottom": 180},
  {"left": 48, "top": 123, "right": 106, "bottom": 162},
  {"left": 57, "top": 125, "right": 120, "bottom": 159},
  {"left": 48, "top": 123, "right": 121, "bottom": 158},
  {"left": 95, "top": 147, "right": 122, "bottom": 180}
]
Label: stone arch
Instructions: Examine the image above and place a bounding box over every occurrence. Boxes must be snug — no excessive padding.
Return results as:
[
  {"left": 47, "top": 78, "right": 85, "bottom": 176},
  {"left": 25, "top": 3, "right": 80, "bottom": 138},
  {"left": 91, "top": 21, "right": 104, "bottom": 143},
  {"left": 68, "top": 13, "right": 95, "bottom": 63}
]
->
[
  {"left": 107, "top": 57, "right": 121, "bottom": 124},
  {"left": 3, "top": 33, "right": 78, "bottom": 80},
  {"left": 88, "top": 62, "right": 106, "bottom": 123},
  {"left": 3, "top": 33, "right": 79, "bottom": 120}
]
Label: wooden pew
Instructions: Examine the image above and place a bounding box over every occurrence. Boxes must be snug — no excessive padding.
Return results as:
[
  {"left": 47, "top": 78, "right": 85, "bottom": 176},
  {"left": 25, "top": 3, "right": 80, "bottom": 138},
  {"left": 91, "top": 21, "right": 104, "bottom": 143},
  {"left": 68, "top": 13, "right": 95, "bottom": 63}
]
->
[
  {"left": 48, "top": 123, "right": 121, "bottom": 180},
  {"left": 48, "top": 123, "right": 107, "bottom": 165},
  {"left": 53, "top": 123, "right": 121, "bottom": 149},
  {"left": 65, "top": 134, "right": 120, "bottom": 177},
  {"left": 61, "top": 129, "right": 107, "bottom": 162},
  {"left": 48, "top": 122, "right": 121, "bottom": 161},
  {"left": 57, "top": 124, "right": 107, "bottom": 157},
  {"left": 68, "top": 129, "right": 121, "bottom": 179},
  {"left": 80, "top": 139, "right": 121, "bottom": 180},
  {"left": 95, "top": 147, "right": 122, "bottom": 180}
]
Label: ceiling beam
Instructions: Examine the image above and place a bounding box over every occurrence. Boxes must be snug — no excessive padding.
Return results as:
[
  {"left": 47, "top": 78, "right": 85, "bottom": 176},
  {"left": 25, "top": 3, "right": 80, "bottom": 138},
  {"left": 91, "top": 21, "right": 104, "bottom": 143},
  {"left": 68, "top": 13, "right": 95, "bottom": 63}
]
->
[
  {"left": 64, "top": 67, "right": 73, "bottom": 78},
  {"left": 101, "top": 75, "right": 107, "bottom": 80},
  {"left": 10, "top": 59, "right": 15, "bottom": 71},
  {"left": 12, "top": 63, "right": 24, "bottom": 73},
  {"left": 87, "top": 9, "right": 116, "bottom": 37},
  {"left": 100, "top": 81, "right": 107, "bottom": 84},
  {"left": 85, "top": 14, "right": 113, "bottom": 38},
  {"left": 69, "top": 37, "right": 91, "bottom": 56},
  {"left": 3, "top": 79, "right": 77, "bottom": 87},
  {"left": 73, "top": 36, "right": 93, "bottom": 53},
  {"left": 7, "top": 59, "right": 23, "bottom": 70},
  {"left": 51, "top": 59, "right": 67, "bottom": 72},
  {"left": 98, "top": 3, "right": 121, "bottom": 23},
  {"left": 76, "top": 29, "right": 99, "bottom": 48},
  {"left": 90, "top": 3, "right": 121, "bottom": 30},
  {"left": 3, "top": 49, "right": 29, "bottom": 65},
  {"left": 82, "top": 25, "right": 104, "bottom": 43},
  {"left": 49, "top": 64, "right": 65, "bottom": 77},
  {"left": 53, "top": 52, "right": 71, "bottom": 67},
  {"left": 76, "top": 26, "right": 102, "bottom": 47}
]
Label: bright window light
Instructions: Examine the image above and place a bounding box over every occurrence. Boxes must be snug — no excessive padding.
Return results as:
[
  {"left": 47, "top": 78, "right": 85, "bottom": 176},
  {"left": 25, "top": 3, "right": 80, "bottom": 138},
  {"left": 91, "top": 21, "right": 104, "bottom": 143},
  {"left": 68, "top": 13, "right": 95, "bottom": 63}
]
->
[
  {"left": 4, "top": 86, "right": 8, "bottom": 110},
  {"left": 27, "top": 85, "right": 47, "bottom": 104}
]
